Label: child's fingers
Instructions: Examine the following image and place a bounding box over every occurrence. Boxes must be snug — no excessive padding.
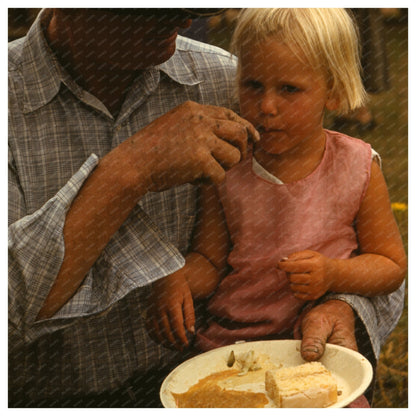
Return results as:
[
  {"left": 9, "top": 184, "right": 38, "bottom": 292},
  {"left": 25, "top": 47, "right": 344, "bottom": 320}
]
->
[
  {"left": 289, "top": 272, "right": 311, "bottom": 285},
  {"left": 183, "top": 292, "right": 196, "bottom": 335},
  {"left": 287, "top": 250, "right": 315, "bottom": 260},
  {"left": 169, "top": 305, "right": 188, "bottom": 348},
  {"left": 151, "top": 314, "right": 178, "bottom": 350},
  {"left": 278, "top": 251, "right": 316, "bottom": 270},
  {"left": 150, "top": 316, "right": 164, "bottom": 345},
  {"left": 292, "top": 291, "right": 314, "bottom": 301},
  {"left": 290, "top": 283, "right": 308, "bottom": 293},
  {"left": 159, "top": 312, "right": 177, "bottom": 347},
  {"left": 278, "top": 258, "right": 313, "bottom": 273},
  {"left": 289, "top": 273, "right": 313, "bottom": 300},
  {"left": 291, "top": 286, "right": 316, "bottom": 301}
]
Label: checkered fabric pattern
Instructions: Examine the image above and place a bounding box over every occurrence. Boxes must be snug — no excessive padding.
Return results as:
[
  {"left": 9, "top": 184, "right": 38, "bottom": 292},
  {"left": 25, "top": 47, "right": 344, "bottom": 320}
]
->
[{"left": 8, "top": 9, "right": 404, "bottom": 402}]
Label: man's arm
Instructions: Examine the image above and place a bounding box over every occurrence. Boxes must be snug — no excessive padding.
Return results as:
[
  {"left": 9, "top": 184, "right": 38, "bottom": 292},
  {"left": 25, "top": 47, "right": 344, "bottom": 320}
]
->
[{"left": 37, "top": 102, "right": 259, "bottom": 319}]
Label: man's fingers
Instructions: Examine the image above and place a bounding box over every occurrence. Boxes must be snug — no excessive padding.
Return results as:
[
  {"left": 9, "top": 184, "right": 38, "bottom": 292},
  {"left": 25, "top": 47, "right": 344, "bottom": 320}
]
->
[
  {"left": 210, "top": 136, "right": 242, "bottom": 169},
  {"left": 188, "top": 136, "right": 241, "bottom": 185},
  {"left": 300, "top": 313, "right": 331, "bottom": 361},
  {"left": 301, "top": 336, "right": 327, "bottom": 362},
  {"left": 206, "top": 105, "right": 260, "bottom": 143},
  {"left": 300, "top": 300, "right": 358, "bottom": 361},
  {"left": 213, "top": 120, "right": 250, "bottom": 159},
  {"left": 329, "top": 330, "right": 358, "bottom": 352},
  {"left": 199, "top": 155, "right": 227, "bottom": 185},
  {"left": 224, "top": 110, "right": 260, "bottom": 143},
  {"left": 327, "top": 318, "right": 358, "bottom": 352}
]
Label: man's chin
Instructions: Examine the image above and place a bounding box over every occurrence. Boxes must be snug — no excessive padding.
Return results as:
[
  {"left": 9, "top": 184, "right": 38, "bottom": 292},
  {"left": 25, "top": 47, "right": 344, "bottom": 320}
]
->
[{"left": 105, "top": 47, "right": 176, "bottom": 71}]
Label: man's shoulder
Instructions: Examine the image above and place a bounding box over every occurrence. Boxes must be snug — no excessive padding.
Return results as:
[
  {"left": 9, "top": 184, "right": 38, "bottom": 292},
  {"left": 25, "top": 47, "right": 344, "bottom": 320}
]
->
[
  {"left": 175, "top": 36, "right": 237, "bottom": 69},
  {"left": 176, "top": 36, "right": 233, "bottom": 57},
  {"left": 8, "top": 37, "right": 25, "bottom": 72},
  {"left": 160, "top": 36, "right": 237, "bottom": 109}
]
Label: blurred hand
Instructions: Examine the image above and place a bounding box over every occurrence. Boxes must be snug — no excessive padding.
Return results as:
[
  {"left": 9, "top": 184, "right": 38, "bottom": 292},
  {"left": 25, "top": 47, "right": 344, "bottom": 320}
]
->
[
  {"left": 278, "top": 250, "right": 334, "bottom": 300},
  {"left": 294, "top": 300, "right": 358, "bottom": 361},
  {"left": 146, "top": 272, "right": 195, "bottom": 351}
]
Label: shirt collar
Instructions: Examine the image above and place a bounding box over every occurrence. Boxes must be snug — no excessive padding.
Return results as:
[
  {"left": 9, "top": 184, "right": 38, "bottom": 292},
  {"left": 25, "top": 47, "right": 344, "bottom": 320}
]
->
[
  {"left": 157, "top": 36, "right": 203, "bottom": 87},
  {"left": 19, "top": 14, "right": 202, "bottom": 115},
  {"left": 19, "top": 10, "right": 63, "bottom": 113}
]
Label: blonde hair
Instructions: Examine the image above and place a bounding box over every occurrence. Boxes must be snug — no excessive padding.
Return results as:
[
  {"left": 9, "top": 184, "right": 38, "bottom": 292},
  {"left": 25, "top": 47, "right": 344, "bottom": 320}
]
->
[{"left": 231, "top": 8, "right": 366, "bottom": 114}]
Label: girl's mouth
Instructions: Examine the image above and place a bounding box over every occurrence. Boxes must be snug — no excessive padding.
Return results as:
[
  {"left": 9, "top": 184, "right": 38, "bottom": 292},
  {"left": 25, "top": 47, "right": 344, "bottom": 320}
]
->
[{"left": 258, "top": 125, "right": 283, "bottom": 133}]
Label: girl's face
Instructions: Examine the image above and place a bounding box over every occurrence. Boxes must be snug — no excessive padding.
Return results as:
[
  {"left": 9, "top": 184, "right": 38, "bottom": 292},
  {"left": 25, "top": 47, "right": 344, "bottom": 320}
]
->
[{"left": 239, "top": 38, "right": 334, "bottom": 156}]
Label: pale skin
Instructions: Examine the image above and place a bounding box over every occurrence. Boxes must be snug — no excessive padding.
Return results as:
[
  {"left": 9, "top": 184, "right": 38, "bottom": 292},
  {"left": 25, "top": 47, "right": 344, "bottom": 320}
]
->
[
  {"left": 148, "top": 37, "right": 407, "bottom": 355},
  {"left": 278, "top": 161, "right": 407, "bottom": 300}
]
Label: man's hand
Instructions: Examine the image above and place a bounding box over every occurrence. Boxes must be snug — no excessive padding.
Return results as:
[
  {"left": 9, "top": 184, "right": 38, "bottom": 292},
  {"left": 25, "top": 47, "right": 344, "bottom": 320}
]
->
[
  {"left": 294, "top": 300, "right": 358, "bottom": 361},
  {"left": 146, "top": 271, "right": 195, "bottom": 351},
  {"left": 122, "top": 101, "right": 260, "bottom": 192}
]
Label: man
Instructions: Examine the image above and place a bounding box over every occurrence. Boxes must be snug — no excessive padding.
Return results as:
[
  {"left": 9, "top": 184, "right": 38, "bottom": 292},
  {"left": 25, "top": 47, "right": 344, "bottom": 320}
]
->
[{"left": 8, "top": 8, "right": 404, "bottom": 407}]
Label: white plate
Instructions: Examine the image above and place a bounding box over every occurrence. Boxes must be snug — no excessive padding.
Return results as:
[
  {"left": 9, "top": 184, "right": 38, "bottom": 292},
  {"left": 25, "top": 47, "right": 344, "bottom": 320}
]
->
[{"left": 160, "top": 340, "right": 373, "bottom": 408}]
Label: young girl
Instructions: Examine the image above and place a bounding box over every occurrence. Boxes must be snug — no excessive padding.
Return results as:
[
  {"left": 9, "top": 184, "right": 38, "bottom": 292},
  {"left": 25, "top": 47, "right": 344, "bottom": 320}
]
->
[{"left": 147, "top": 8, "right": 407, "bottom": 352}]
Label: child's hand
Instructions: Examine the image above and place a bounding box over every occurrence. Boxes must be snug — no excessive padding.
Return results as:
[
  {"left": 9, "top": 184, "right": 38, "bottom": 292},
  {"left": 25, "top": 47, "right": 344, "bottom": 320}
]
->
[
  {"left": 278, "top": 250, "right": 334, "bottom": 300},
  {"left": 146, "top": 272, "right": 195, "bottom": 351}
]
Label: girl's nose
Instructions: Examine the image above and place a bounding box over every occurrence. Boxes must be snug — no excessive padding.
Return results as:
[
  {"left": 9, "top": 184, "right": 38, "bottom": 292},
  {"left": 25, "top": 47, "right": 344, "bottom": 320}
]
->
[{"left": 260, "top": 91, "right": 279, "bottom": 116}]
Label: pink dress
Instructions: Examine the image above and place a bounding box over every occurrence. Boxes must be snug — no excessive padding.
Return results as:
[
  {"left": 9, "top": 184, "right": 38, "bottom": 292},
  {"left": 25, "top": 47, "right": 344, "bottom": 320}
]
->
[{"left": 195, "top": 130, "right": 372, "bottom": 351}]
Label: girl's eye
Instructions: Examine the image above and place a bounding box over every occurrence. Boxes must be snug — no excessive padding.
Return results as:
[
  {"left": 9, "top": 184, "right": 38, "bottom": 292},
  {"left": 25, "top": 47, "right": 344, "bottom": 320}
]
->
[
  {"left": 281, "top": 85, "right": 300, "bottom": 93},
  {"left": 244, "top": 79, "right": 264, "bottom": 91}
]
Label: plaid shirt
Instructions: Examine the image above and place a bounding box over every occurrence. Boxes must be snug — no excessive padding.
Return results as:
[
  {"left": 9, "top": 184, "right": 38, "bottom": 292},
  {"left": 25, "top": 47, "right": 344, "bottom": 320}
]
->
[{"left": 9, "top": 10, "right": 404, "bottom": 400}]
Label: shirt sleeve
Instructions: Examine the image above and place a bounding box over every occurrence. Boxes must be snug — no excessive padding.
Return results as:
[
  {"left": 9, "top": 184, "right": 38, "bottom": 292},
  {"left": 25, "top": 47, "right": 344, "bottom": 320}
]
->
[
  {"left": 52, "top": 205, "right": 186, "bottom": 320},
  {"left": 8, "top": 154, "right": 100, "bottom": 343},
  {"left": 323, "top": 283, "right": 405, "bottom": 359},
  {"left": 9, "top": 152, "right": 186, "bottom": 347}
]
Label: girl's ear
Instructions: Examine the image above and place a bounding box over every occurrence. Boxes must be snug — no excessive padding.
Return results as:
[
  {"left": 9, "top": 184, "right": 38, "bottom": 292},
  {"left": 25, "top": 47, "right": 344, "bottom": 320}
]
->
[{"left": 325, "top": 94, "right": 339, "bottom": 112}]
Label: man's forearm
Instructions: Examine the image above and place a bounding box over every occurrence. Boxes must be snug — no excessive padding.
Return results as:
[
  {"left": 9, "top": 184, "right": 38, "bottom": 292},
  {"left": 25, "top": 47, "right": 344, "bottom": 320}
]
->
[
  {"left": 36, "top": 101, "right": 258, "bottom": 319},
  {"left": 37, "top": 145, "right": 148, "bottom": 319}
]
